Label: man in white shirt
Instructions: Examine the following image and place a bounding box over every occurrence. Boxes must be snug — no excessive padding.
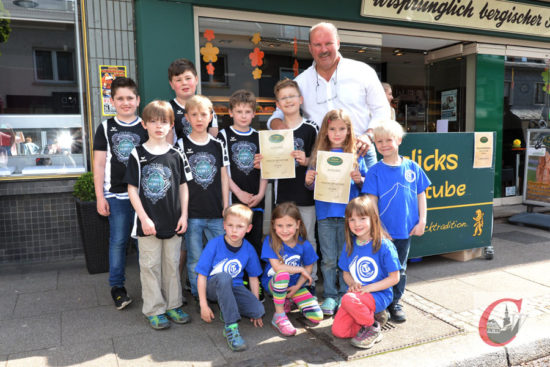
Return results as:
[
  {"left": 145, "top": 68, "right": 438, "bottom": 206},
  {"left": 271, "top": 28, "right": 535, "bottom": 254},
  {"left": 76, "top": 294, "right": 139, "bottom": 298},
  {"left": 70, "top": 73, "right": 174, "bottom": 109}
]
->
[{"left": 269, "top": 22, "right": 390, "bottom": 166}]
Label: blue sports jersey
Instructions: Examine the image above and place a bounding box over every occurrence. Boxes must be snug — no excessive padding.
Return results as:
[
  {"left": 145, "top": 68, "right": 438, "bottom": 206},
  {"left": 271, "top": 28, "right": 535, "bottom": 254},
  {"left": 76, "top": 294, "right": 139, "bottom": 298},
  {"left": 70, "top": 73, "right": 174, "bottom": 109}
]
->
[
  {"left": 362, "top": 158, "right": 431, "bottom": 239},
  {"left": 195, "top": 235, "right": 263, "bottom": 287},
  {"left": 314, "top": 149, "right": 368, "bottom": 220},
  {"left": 260, "top": 235, "right": 318, "bottom": 290},
  {"left": 338, "top": 238, "right": 401, "bottom": 312}
]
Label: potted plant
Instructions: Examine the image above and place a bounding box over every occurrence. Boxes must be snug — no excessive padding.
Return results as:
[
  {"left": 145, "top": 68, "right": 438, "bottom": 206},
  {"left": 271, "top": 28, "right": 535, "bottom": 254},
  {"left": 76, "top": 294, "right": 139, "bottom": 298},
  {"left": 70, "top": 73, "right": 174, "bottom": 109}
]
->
[{"left": 74, "top": 172, "right": 110, "bottom": 274}]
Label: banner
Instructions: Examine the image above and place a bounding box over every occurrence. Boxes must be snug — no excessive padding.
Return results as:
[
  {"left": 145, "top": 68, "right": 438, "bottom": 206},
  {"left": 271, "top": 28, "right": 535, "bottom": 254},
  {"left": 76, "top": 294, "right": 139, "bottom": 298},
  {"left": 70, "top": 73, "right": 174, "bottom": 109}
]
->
[
  {"left": 523, "top": 129, "right": 550, "bottom": 206},
  {"left": 361, "top": 0, "right": 550, "bottom": 38},
  {"left": 100, "top": 65, "right": 127, "bottom": 116},
  {"left": 400, "top": 132, "right": 495, "bottom": 258}
]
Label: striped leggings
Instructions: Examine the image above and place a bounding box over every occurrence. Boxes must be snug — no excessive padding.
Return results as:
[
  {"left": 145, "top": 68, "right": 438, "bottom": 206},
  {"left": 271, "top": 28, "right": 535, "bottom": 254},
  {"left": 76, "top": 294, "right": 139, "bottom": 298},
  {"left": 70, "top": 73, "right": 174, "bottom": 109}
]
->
[{"left": 268, "top": 271, "right": 323, "bottom": 323}]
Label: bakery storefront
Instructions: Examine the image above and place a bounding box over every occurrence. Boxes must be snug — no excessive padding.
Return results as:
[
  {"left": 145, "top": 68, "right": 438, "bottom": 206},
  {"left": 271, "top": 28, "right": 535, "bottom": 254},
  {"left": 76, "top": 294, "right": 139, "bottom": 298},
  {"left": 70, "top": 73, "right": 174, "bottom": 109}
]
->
[{"left": 136, "top": 0, "right": 550, "bottom": 202}]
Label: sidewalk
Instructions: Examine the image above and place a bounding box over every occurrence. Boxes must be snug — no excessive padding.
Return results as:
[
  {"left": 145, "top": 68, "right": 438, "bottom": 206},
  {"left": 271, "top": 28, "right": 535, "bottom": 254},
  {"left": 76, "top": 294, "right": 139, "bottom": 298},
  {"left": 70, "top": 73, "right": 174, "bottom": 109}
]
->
[{"left": 1, "top": 206, "right": 549, "bottom": 366}]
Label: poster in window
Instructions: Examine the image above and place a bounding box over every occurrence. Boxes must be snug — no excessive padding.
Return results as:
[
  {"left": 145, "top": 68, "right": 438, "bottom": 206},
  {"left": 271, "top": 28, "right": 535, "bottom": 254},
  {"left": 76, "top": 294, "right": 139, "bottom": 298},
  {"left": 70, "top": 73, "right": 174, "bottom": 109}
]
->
[
  {"left": 100, "top": 65, "right": 127, "bottom": 116},
  {"left": 441, "top": 89, "right": 457, "bottom": 122},
  {"left": 523, "top": 129, "right": 550, "bottom": 206}
]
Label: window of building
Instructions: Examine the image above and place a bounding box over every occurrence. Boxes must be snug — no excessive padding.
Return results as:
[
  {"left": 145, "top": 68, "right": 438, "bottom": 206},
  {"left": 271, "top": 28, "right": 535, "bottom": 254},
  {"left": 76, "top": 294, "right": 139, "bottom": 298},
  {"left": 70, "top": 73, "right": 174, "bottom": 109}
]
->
[
  {"left": 535, "top": 82, "right": 546, "bottom": 105},
  {"left": 33, "top": 49, "right": 75, "bottom": 82}
]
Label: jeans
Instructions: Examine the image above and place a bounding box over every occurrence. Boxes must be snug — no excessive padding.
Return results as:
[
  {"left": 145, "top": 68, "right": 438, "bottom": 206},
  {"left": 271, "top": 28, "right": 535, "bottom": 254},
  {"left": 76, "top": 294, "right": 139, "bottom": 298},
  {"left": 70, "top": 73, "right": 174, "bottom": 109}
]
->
[
  {"left": 206, "top": 272, "right": 265, "bottom": 326},
  {"left": 391, "top": 237, "right": 411, "bottom": 305},
  {"left": 107, "top": 197, "right": 135, "bottom": 288},
  {"left": 364, "top": 144, "right": 378, "bottom": 168},
  {"left": 318, "top": 217, "right": 347, "bottom": 299},
  {"left": 185, "top": 218, "right": 224, "bottom": 296}
]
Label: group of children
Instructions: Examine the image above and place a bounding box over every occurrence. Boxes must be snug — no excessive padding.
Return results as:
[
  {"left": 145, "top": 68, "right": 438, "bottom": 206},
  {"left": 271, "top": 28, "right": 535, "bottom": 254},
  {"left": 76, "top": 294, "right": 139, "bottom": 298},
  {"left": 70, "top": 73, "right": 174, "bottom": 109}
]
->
[{"left": 93, "top": 58, "right": 431, "bottom": 352}]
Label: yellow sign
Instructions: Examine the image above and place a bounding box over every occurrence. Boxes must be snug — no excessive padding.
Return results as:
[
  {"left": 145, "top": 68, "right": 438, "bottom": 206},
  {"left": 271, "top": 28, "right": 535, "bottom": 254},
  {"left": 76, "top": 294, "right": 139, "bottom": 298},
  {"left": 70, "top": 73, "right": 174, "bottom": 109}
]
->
[
  {"left": 361, "top": 0, "right": 550, "bottom": 38},
  {"left": 99, "top": 65, "right": 127, "bottom": 116}
]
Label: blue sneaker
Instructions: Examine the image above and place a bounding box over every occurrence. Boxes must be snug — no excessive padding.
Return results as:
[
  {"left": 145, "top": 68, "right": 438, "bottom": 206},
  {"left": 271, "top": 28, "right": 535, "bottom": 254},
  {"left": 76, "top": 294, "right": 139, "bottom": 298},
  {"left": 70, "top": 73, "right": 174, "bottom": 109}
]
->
[
  {"left": 223, "top": 323, "right": 247, "bottom": 352},
  {"left": 147, "top": 314, "right": 170, "bottom": 330},
  {"left": 321, "top": 297, "right": 338, "bottom": 316},
  {"left": 166, "top": 307, "right": 191, "bottom": 324}
]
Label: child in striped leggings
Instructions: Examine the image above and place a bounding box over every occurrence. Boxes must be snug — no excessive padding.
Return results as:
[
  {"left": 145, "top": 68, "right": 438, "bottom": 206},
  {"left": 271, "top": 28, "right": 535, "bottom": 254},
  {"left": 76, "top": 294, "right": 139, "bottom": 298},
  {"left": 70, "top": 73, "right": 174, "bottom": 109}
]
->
[{"left": 260, "top": 202, "right": 323, "bottom": 336}]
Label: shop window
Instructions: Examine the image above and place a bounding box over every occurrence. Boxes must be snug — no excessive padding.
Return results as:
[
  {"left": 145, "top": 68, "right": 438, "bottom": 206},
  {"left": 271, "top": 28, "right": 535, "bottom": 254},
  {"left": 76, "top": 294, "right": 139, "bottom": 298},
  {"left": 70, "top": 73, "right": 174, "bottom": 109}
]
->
[
  {"left": 0, "top": 4, "right": 86, "bottom": 179},
  {"left": 535, "top": 82, "right": 546, "bottom": 105},
  {"left": 33, "top": 49, "right": 75, "bottom": 82}
]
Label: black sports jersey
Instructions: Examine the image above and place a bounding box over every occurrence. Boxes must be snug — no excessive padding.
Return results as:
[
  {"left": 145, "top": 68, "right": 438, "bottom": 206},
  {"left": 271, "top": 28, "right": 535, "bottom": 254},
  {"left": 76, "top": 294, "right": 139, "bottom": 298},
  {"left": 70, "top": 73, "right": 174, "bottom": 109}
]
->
[
  {"left": 93, "top": 117, "right": 148, "bottom": 196},
  {"left": 125, "top": 145, "right": 193, "bottom": 239},
  {"left": 218, "top": 127, "right": 264, "bottom": 210},
  {"left": 177, "top": 134, "right": 229, "bottom": 218},
  {"left": 273, "top": 118, "right": 318, "bottom": 206},
  {"left": 170, "top": 99, "right": 218, "bottom": 141}
]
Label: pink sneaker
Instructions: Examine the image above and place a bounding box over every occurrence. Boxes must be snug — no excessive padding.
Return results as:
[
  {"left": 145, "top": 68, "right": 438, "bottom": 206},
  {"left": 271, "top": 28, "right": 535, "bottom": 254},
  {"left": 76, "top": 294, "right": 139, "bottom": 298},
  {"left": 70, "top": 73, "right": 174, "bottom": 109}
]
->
[{"left": 271, "top": 315, "right": 297, "bottom": 337}]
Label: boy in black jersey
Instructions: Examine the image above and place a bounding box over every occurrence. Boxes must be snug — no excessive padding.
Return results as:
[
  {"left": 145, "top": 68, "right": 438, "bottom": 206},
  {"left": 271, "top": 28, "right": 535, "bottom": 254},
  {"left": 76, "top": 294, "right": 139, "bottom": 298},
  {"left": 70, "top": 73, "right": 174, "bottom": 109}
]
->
[
  {"left": 167, "top": 58, "right": 218, "bottom": 143},
  {"left": 93, "top": 77, "right": 147, "bottom": 310},
  {"left": 177, "top": 95, "right": 230, "bottom": 299},
  {"left": 218, "top": 90, "right": 267, "bottom": 263},
  {"left": 125, "top": 100, "right": 193, "bottom": 330}
]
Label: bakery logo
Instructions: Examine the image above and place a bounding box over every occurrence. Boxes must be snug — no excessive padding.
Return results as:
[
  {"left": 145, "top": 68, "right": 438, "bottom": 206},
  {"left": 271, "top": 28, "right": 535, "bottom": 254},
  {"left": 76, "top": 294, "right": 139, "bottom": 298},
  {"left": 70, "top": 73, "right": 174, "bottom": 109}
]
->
[
  {"left": 478, "top": 298, "right": 526, "bottom": 346},
  {"left": 269, "top": 134, "right": 284, "bottom": 143},
  {"left": 327, "top": 156, "right": 343, "bottom": 166}
]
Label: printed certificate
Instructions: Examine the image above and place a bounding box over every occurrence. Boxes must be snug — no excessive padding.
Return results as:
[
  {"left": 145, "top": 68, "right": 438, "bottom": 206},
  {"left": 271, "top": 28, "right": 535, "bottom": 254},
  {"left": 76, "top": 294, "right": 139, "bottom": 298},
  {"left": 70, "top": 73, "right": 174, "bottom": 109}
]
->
[
  {"left": 259, "top": 129, "right": 295, "bottom": 179},
  {"left": 314, "top": 151, "right": 353, "bottom": 204},
  {"left": 473, "top": 132, "right": 494, "bottom": 168}
]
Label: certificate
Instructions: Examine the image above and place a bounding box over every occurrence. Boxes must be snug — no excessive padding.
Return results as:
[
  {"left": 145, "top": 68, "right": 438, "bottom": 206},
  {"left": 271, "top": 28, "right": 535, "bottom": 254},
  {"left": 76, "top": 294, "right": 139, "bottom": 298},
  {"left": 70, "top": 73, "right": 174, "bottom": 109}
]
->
[
  {"left": 473, "top": 132, "right": 494, "bottom": 168},
  {"left": 259, "top": 129, "right": 295, "bottom": 179},
  {"left": 314, "top": 151, "right": 353, "bottom": 204}
]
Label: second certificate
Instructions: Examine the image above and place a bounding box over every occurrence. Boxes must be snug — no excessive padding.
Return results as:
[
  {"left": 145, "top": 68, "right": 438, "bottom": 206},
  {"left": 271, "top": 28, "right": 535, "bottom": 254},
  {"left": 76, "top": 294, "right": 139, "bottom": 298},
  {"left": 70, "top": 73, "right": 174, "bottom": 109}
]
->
[
  {"left": 259, "top": 129, "right": 296, "bottom": 179},
  {"left": 314, "top": 151, "right": 353, "bottom": 204}
]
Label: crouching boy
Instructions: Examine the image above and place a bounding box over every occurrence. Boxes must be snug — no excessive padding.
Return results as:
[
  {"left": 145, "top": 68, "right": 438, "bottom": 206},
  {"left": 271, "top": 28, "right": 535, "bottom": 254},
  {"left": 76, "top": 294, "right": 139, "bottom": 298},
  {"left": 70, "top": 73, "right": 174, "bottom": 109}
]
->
[{"left": 195, "top": 204, "right": 265, "bottom": 352}]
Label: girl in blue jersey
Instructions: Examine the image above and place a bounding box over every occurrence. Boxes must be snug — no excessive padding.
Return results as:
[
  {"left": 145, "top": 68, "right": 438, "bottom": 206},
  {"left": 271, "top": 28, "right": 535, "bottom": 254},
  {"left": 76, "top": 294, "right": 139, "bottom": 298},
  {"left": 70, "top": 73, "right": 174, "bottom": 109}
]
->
[
  {"left": 305, "top": 109, "right": 368, "bottom": 316},
  {"left": 332, "top": 196, "right": 401, "bottom": 349}
]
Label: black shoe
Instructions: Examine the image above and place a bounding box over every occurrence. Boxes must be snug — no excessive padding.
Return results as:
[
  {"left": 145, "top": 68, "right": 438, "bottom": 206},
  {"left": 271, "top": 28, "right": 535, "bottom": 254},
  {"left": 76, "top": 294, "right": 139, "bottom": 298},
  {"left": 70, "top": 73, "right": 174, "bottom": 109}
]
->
[
  {"left": 111, "top": 286, "right": 132, "bottom": 310},
  {"left": 388, "top": 303, "right": 406, "bottom": 323}
]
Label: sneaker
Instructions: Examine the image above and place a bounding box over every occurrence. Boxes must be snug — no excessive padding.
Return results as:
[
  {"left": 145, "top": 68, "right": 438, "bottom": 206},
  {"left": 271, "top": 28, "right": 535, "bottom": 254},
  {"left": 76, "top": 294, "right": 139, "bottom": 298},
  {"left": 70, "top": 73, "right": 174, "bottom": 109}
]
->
[
  {"left": 271, "top": 314, "right": 297, "bottom": 337},
  {"left": 350, "top": 321, "right": 382, "bottom": 349},
  {"left": 259, "top": 285, "right": 265, "bottom": 303},
  {"left": 374, "top": 310, "right": 389, "bottom": 328},
  {"left": 166, "top": 307, "right": 191, "bottom": 324},
  {"left": 147, "top": 314, "right": 171, "bottom": 330},
  {"left": 111, "top": 286, "right": 132, "bottom": 310},
  {"left": 223, "top": 323, "right": 247, "bottom": 351},
  {"left": 388, "top": 303, "right": 406, "bottom": 323},
  {"left": 321, "top": 297, "right": 338, "bottom": 316}
]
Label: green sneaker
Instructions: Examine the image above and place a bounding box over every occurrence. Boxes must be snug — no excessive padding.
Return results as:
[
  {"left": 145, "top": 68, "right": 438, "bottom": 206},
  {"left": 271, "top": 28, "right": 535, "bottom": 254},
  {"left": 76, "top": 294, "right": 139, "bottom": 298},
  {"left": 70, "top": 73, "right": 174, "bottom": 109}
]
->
[
  {"left": 147, "top": 314, "right": 170, "bottom": 330},
  {"left": 166, "top": 307, "right": 191, "bottom": 324},
  {"left": 223, "top": 323, "right": 247, "bottom": 351}
]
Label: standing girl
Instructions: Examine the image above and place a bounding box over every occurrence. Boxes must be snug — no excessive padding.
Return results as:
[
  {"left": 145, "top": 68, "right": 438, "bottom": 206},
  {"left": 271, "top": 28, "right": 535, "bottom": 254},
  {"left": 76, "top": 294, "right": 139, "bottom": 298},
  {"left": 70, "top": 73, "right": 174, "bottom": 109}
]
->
[
  {"left": 332, "top": 196, "right": 401, "bottom": 349},
  {"left": 260, "top": 202, "right": 323, "bottom": 336},
  {"left": 305, "top": 109, "right": 368, "bottom": 316}
]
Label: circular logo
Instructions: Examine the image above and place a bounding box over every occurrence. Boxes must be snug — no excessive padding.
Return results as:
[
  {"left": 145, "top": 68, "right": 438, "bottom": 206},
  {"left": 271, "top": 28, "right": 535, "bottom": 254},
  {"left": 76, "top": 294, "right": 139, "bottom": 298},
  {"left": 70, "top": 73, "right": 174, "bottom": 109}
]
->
[
  {"left": 480, "top": 136, "right": 488, "bottom": 143},
  {"left": 327, "top": 156, "right": 343, "bottom": 166},
  {"left": 284, "top": 254, "right": 301, "bottom": 267},
  {"left": 404, "top": 169, "right": 416, "bottom": 183},
  {"left": 351, "top": 256, "right": 378, "bottom": 283},
  {"left": 223, "top": 259, "right": 242, "bottom": 278},
  {"left": 269, "top": 134, "right": 284, "bottom": 143},
  {"left": 479, "top": 298, "right": 525, "bottom": 346}
]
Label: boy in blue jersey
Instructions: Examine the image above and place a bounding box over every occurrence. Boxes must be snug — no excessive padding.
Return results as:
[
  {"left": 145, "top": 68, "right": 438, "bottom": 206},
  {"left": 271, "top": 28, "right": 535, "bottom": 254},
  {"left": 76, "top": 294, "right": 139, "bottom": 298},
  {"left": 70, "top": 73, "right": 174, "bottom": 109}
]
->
[
  {"left": 362, "top": 119, "right": 431, "bottom": 323},
  {"left": 195, "top": 204, "right": 265, "bottom": 352}
]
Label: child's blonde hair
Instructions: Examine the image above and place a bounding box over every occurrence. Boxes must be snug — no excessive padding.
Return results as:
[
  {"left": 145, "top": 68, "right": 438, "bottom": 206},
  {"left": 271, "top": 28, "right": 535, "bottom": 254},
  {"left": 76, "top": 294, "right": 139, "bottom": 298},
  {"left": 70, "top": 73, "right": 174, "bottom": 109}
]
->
[
  {"left": 269, "top": 202, "right": 307, "bottom": 261},
  {"left": 223, "top": 204, "right": 253, "bottom": 225},
  {"left": 309, "top": 109, "right": 357, "bottom": 169},
  {"left": 344, "top": 196, "right": 389, "bottom": 256},
  {"left": 185, "top": 95, "right": 213, "bottom": 113},
  {"left": 371, "top": 119, "right": 405, "bottom": 140},
  {"left": 142, "top": 100, "right": 174, "bottom": 125}
]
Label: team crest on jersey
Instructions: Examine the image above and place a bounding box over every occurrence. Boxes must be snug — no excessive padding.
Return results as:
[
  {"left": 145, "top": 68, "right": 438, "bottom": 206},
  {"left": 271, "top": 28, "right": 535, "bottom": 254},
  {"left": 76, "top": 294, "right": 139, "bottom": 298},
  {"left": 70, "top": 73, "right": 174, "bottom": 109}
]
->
[
  {"left": 294, "top": 138, "right": 305, "bottom": 167},
  {"left": 405, "top": 169, "right": 416, "bottom": 183},
  {"left": 210, "top": 258, "right": 243, "bottom": 278},
  {"left": 189, "top": 152, "right": 217, "bottom": 189},
  {"left": 112, "top": 132, "right": 141, "bottom": 165},
  {"left": 231, "top": 141, "right": 256, "bottom": 175},
  {"left": 349, "top": 255, "right": 378, "bottom": 283},
  {"left": 141, "top": 163, "right": 172, "bottom": 204}
]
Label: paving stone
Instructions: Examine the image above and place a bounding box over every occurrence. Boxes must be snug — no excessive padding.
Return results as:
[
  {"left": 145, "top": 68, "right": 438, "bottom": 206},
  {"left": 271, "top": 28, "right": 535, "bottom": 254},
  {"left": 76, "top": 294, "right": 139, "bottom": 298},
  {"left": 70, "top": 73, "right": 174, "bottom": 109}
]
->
[
  {"left": 0, "top": 314, "right": 60, "bottom": 355},
  {"left": 113, "top": 325, "right": 226, "bottom": 367},
  {"left": 6, "top": 339, "right": 117, "bottom": 367},
  {"left": 0, "top": 271, "right": 58, "bottom": 295},
  {"left": 492, "top": 231, "right": 550, "bottom": 244},
  {"left": 0, "top": 294, "right": 17, "bottom": 321},
  {"left": 504, "top": 262, "right": 550, "bottom": 287},
  {"left": 458, "top": 271, "right": 549, "bottom": 300},
  {"left": 13, "top": 287, "right": 98, "bottom": 317}
]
